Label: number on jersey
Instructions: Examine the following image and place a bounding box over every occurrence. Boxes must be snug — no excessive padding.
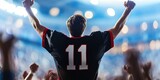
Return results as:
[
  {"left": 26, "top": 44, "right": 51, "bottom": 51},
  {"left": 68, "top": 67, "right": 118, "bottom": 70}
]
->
[{"left": 66, "top": 45, "right": 88, "bottom": 70}]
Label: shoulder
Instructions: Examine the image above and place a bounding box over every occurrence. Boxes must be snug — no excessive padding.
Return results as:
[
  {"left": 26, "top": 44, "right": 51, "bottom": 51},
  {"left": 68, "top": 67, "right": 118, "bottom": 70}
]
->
[
  {"left": 53, "top": 30, "right": 68, "bottom": 38},
  {"left": 90, "top": 31, "right": 101, "bottom": 36},
  {"left": 44, "top": 29, "right": 67, "bottom": 37},
  {"left": 90, "top": 31, "right": 110, "bottom": 36}
]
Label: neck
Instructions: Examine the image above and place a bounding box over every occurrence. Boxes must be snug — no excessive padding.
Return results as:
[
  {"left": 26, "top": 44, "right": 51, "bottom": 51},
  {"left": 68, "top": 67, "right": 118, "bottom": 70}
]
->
[{"left": 70, "top": 35, "right": 83, "bottom": 38}]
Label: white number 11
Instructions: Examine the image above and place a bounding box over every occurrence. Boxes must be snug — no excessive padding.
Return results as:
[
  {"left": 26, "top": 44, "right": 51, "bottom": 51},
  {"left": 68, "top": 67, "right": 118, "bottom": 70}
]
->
[{"left": 66, "top": 45, "right": 88, "bottom": 70}]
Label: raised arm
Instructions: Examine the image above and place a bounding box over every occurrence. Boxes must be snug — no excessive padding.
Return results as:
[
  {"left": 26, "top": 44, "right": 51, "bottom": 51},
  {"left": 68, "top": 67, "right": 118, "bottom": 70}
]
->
[
  {"left": 110, "top": 1, "right": 135, "bottom": 39},
  {"left": 23, "top": 0, "right": 46, "bottom": 37},
  {"left": 24, "top": 63, "right": 39, "bottom": 80}
]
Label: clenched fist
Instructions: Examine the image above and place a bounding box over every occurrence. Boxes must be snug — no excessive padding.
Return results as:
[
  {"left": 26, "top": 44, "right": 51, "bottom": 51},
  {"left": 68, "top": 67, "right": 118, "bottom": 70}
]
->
[
  {"left": 23, "top": 0, "right": 34, "bottom": 8},
  {"left": 30, "top": 63, "right": 39, "bottom": 73},
  {"left": 124, "top": 1, "right": 135, "bottom": 10}
]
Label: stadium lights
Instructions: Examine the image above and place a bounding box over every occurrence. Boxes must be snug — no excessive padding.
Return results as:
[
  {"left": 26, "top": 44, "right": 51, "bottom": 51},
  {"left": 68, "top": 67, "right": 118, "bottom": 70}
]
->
[
  {"left": 121, "top": 41, "right": 128, "bottom": 52},
  {"left": 90, "top": 0, "right": 99, "bottom": 5},
  {"left": 85, "top": 11, "right": 94, "bottom": 19},
  {"left": 15, "top": 19, "right": 23, "bottom": 28},
  {"left": 74, "top": 10, "right": 83, "bottom": 15},
  {"left": 0, "top": 0, "right": 37, "bottom": 17},
  {"left": 121, "top": 25, "right": 128, "bottom": 34},
  {"left": 106, "top": 8, "right": 115, "bottom": 17},
  {"left": 141, "top": 22, "right": 148, "bottom": 31},
  {"left": 91, "top": 26, "right": 100, "bottom": 32},
  {"left": 50, "top": 7, "right": 60, "bottom": 16},
  {"left": 153, "top": 20, "right": 159, "bottom": 29}
]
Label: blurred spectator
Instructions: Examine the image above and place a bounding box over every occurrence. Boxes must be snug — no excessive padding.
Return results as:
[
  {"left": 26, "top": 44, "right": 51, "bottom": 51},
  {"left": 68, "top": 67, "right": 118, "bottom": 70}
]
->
[
  {"left": 23, "top": 63, "right": 39, "bottom": 80},
  {"left": 142, "top": 62, "right": 152, "bottom": 80},
  {"left": 23, "top": 71, "right": 28, "bottom": 80},
  {"left": 44, "top": 70, "right": 59, "bottom": 80},
  {"left": 124, "top": 48, "right": 152, "bottom": 80},
  {"left": 0, "top": 33, "right": 16, "bottom": 80},
  {"left": 22, "top": 63, "right": 59, "bottom": 80}
]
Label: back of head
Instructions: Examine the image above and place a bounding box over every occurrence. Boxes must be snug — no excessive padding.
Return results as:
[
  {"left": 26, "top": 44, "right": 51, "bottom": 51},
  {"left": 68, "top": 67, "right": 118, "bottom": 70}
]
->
[{"left": 67, "top": 14, "right": 86, "bottom": 37}]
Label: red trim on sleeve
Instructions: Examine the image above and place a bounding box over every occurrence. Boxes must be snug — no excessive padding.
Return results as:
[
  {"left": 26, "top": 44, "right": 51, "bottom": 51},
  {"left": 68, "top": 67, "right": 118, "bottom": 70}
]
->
[
  {"left": 109, "top": 31, "right": 114, "bottom": 48},
  {"left": 42, "top": 28, "right": 49, "bottom": 48}
]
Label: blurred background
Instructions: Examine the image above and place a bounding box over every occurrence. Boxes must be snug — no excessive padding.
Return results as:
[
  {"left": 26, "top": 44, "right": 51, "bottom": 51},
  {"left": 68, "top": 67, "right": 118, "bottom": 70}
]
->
[{"left": 0, "top": 0, "right": 160, "bottom": 79}]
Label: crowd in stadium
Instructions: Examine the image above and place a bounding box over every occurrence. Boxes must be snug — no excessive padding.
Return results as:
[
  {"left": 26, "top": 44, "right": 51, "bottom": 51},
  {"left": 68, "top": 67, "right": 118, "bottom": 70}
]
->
[
  {"left": 0, "top": 33, "right": 154, "bottom": 80},
  {"left": 0, "top": 0, "right": 160, "bottom": 80}
]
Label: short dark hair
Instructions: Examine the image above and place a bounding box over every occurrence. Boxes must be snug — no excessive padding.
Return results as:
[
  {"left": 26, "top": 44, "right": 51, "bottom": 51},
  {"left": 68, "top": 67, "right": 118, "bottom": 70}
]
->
[{"left": 67, "top": 14, "right": 86, "bottom": 37}]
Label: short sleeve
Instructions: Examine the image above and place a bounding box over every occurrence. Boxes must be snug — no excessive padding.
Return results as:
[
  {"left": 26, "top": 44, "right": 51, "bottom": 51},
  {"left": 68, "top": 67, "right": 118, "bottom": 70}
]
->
[
  {"left": 102, "top": 31, "right": 114, "bottom": 52},
  {"left": 103, "top": 31, "right": 114, "bottom": 48},
  {"left": 42, "top": 28, "right": 55, "bottom": 53},
  {"left": 91, "top": 30, "right": 114, "bottom": 53},
  {"left": 102, "top": 30, "right": 114, "bottom": 52}
]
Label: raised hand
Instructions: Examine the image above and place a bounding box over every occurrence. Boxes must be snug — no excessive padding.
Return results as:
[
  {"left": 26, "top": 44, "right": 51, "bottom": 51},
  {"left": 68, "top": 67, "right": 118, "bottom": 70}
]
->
[
  {"left": 142, "top": 62, "right": 152, "bottom": 80},
  {"left": 30, "top": 63, "right": 39, "bottom": 73},
  {"left": 23, "top": 0, "right": 34, "bottom": 8},
  {"left": 124, "top": 65, "right": 132, "bottom": 74},
  {"left": 23, "top": 71, "right": 28, "bottom": 79},
  {"left": 124, "top": 0, "right": 135, "bottom": 10}
]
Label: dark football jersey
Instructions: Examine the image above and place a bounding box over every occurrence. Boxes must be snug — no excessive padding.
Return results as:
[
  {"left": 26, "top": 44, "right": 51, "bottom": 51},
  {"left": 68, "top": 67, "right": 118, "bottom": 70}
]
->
[{"left": 42, "top": 28, "right": 114, "bottom": 80}]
